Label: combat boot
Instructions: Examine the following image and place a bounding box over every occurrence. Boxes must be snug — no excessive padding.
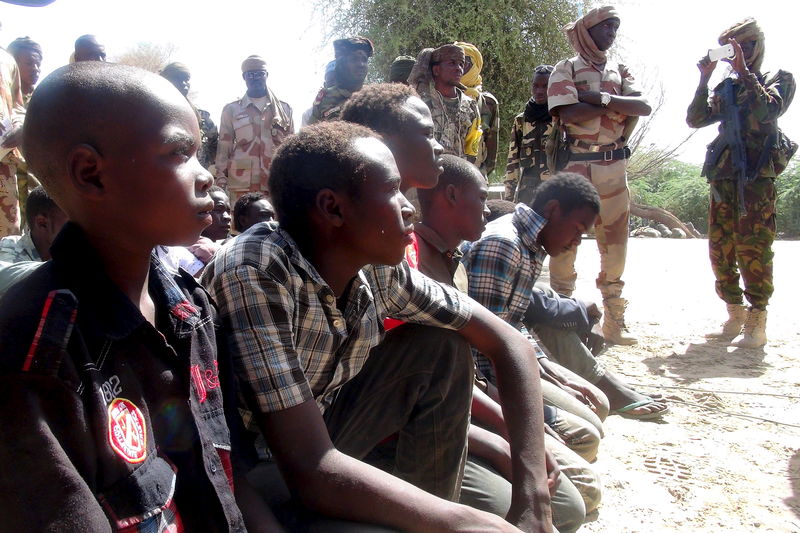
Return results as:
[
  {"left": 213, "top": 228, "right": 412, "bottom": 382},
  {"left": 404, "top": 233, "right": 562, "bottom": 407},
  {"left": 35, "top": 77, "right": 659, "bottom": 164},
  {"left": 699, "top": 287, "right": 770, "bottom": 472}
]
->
[
  {"left": 732, "top": 307, "right": 767, "bottom": 348},
  {"left": 602, "top": 297, "right": 638, "bottom": 346},
  {"left": 705, "top": 303, "right": 746, "bottom": 341}
]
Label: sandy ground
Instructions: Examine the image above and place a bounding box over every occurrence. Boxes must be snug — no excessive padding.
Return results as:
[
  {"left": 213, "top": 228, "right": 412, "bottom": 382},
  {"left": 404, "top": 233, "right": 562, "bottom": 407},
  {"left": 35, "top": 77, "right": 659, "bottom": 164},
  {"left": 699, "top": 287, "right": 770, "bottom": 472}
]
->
[{"left": 540, "top": 238, "right": 800, "bottom": 533}]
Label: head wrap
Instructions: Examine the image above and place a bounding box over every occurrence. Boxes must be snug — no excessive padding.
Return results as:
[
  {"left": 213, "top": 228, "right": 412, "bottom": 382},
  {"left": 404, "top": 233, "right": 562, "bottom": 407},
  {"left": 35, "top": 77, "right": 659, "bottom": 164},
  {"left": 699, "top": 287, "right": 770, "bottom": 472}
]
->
[
  {"left": 160, "top": 62, "right": 190, "bottom": 79},
  {"left": 241, "top": 55, "right": 267, "bottom": 73},
  {"left": 456, "top": 42, "right": 483, "bottom": 99},
  {"left": 563, "top": 5, "right": 619, "bottom": 65},
  {"left": 388, "top": 55, "right": 416, "bottom": 83},
  {"left": 7, "top": 36, "right": 42, "bottom": 58},
  {"left": 333, "top": 37, "right": 374, "bottom": 59},
  {"left": 719, "top": 18, "right": 765, "bottom": 72},
  {"left": 408, "top": 48, "right": 434, "bottom": 97},
  {"left": 430, "top": 44, "right": 464, "bottom": 66}
]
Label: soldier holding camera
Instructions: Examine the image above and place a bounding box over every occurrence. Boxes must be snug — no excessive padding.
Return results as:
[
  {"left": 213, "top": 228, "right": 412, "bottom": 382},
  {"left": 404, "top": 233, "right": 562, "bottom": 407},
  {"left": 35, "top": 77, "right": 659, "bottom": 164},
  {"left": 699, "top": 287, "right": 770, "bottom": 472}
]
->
[{"left": 687, "top": 18, "right": 796, "bottom": 348}]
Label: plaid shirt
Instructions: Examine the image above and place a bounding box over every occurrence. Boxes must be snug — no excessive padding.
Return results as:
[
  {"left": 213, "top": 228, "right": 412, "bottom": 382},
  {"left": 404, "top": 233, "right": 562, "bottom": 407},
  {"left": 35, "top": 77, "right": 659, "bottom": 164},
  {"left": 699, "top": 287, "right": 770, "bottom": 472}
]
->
[
  {"left": 202, "top": 222, "right": 473, "bottom": 415},
  {"left": 462, "top": 204, "right": 548, "bottom": 381}
]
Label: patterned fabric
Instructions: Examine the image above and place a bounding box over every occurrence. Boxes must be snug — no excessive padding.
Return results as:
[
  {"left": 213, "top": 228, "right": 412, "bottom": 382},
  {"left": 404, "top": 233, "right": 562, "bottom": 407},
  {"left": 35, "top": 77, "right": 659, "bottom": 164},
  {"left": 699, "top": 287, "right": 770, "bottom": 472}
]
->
[
  {"left": 0, "top": 48, "right": 26, "bottom": 238},
  {"left": 462, "top": 204, "right": 548, "bottom": 380},
  {"left": 548, "top": 55, "right": 640, "bottom": 145},
  {"left": 197, "top": 107, "right": 219, "bottom": 170},
  {"left": 504, "top": 111, "right": 552, "bottom": 204},
  {"left": 709, "top": 176, "right": 776, "bottom": 309},
  {"left": 214, "top": 91, "right": 293, "bottom": 194},
  {"left": 419, "top": 84, "right": 480, "bottom": 159},
  {"left": 0, "top": 232, "right": 40, "bottom": 262},
  {"left": 687, "top": 71, "right": 792, "bottom": 180},
  {"left": 309, "top": 85, "right": 353, "bottom": 124},
  {"left": 201, "top": 222, "right": 473, "bottom": 416},
  {"left": 475, "top": 91, "right": 499, "bottom": 175}
]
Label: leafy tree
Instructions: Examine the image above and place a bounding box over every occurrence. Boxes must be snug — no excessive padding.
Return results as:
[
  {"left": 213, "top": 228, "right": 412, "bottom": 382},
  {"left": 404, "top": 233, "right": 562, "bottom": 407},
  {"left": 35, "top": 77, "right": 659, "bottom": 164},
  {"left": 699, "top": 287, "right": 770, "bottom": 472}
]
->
[
  {"left": 114, "top": 42, "right": 177, "bottom": 73},
  {"left": 776, "top": 158, "right": 800, "bottom": 237},
  {"left": 316, "top": 0, "right": 583, "bottom": 180}
]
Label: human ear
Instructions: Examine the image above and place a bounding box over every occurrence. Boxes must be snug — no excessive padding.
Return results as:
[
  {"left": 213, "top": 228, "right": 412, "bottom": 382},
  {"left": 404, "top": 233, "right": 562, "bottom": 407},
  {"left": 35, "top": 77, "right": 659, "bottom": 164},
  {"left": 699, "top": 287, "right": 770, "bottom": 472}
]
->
[
  {"left": 66, "top": 144, "right": 105, "bottom": 200},
  {"left": 34, "top": 213, "right": 49, "bottom": 231},
  {"left": 315, "top": 188, "right": 345, "bottom": 228},
  {"left": 542, "top": 198, "right": 560, "bottom": 220},
  {"left": 446, "top": 183, "right": 458, "bottom": 205}
]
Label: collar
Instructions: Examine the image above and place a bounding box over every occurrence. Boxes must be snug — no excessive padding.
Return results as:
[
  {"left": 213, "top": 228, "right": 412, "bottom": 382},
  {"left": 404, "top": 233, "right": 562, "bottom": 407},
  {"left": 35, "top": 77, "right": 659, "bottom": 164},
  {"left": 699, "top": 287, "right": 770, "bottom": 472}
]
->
[
  {"left": 18, "top": 233, "right": 41, "bottom": 261},
  {"left": 49, "top": 222, "right": 204, "bottom": 341},
  {"left": 414, "top": 222, "right": 462, "bottom": 260},
  {"left": 240, "top": 92, "right": 272, "bottom": 111},
  {"left": 512, "top": 203, "right": 547, "bottom": 254}
]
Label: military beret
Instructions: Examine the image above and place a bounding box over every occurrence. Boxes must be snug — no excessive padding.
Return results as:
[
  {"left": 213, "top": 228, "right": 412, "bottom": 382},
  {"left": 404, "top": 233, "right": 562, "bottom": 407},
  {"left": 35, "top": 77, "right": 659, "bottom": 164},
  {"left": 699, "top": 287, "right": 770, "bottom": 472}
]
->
[
  {"left": 333, "top": 37, "right": 374, "bottom": 58},
  {"left": 389, "top": 55, "right": 416, "bottom": 83},
  {"left": 241, "top": 55, "right": 267, "bottom": 73}
]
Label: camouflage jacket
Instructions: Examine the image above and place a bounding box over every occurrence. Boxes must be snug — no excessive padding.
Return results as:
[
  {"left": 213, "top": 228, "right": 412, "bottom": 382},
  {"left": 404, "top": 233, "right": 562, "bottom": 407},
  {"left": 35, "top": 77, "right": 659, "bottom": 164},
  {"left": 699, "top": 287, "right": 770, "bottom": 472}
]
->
[
  {"left": 420, "top": 85, "right": 480, "bottom": 159},
  {"left": 309, "top": 85, "right": 353, "bottom": 124},
  {"left": 504, "top": 111, "right": 552, "bottom": 199},
  {"left": 214, "top": 92, "right": 294, "bottom": 193},
  {"left": 687, "top": 70, "right": 794, "bottom": 181},
  {"left": 197, "top": 108, "right": 219, "bottom": 170},
  {"left": 476, "top": 91, "right": 500, "bottom": 174}
]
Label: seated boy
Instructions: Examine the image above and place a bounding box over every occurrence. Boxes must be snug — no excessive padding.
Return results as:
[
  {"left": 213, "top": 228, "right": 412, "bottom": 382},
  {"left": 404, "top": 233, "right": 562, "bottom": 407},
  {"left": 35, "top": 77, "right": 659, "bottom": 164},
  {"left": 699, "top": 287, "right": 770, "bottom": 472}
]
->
[
  {"left": 463, "top": 174, "right": 668, "bottom": 420},
  {"left": 416, "top": 155, "right": 603, "bottom": 531},
  {"left": 203, "top": 121, "right": 553, "bottom": 532},
  {"left": 0, "top": 62, "right": 264, "bottom": 532}
]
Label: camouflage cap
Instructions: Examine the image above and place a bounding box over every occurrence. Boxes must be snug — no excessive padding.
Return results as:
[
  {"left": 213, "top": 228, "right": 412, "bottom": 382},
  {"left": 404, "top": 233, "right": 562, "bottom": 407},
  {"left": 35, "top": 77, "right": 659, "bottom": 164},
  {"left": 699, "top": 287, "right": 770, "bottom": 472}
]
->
[
  {"left": 241, "top": 55, "right": 267, "bottom": 73},
  {"left": 388, "top": 55, "right": 416, "bottom": 83},
  {"left": 430, "top": 44, "right": 464, "bottom": 64},
  {"left": 333, "top": 37, "right": 374, "bottom": 58}
]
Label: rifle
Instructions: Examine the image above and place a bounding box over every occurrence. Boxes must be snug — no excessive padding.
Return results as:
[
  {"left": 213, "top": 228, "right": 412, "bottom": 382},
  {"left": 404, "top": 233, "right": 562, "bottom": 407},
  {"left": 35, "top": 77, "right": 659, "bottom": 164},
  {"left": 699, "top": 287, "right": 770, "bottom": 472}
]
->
[{"left": 718, "top": 78, "right": 752, "bottom": 217}]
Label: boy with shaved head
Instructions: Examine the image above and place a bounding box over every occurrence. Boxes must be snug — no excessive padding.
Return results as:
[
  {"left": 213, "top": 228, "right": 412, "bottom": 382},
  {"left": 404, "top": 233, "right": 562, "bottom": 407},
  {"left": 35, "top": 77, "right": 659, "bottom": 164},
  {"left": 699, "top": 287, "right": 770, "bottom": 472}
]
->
[
  {"left": 204, "top": 121, "right": 554, "bottom": 532},
  {"left": 0, "top": 62, "right": 262, "bottom": 531}
]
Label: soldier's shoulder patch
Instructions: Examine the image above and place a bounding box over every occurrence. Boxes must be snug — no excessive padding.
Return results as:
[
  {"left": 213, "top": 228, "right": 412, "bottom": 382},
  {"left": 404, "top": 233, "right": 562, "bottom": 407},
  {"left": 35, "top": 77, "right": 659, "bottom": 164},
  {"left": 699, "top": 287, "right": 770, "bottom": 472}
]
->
[
  {"left": 313, "top": 88, "right": 327, "bottom": 106},
  {"left": 322, "top": 105, "right": 342, "bottom": 119}
]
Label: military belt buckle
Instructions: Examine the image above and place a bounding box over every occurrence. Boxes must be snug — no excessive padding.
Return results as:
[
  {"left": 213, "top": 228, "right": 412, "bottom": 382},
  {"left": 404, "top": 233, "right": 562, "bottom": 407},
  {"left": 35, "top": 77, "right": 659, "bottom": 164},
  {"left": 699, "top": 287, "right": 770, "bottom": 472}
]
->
[
  {"left": 589, "top": 143, "right": 600, "bottom": 152},
  {"left": 603, "top": 150, "right": 613, "bottom": 161}
]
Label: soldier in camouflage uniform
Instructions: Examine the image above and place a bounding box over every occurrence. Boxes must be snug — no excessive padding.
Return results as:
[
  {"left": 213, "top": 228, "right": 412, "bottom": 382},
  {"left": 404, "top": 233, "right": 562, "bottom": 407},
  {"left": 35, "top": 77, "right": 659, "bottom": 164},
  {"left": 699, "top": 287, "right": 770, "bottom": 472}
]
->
[
  {"left": 160, "top": 62, "right": 219, "bottom": 170},
  {"left": 548, "top": 6, "right": 652, "bottom": 346},
  {"left": 0, "top": 45, "right": 26, "bottom": 238},
  {"left": 457, "top": 42, "right": 499, "bottom": 176},
  {"left": 215, "top": 55, "right": 293, "bottom": 205},
  {"left": 7, "top": 37, "right": 43, "bottom": 227},
  {"left": 687, "top": 18, "right": 794, "bottom": 348},
  {"left": 309, "top": 37, "right": 373, "bottom": 124},
  {"left": 409, "top": 44, "right": 480, "bottom": 161},
  {"left": 504, "top": 65, "right": 555, "bottom": 204}
]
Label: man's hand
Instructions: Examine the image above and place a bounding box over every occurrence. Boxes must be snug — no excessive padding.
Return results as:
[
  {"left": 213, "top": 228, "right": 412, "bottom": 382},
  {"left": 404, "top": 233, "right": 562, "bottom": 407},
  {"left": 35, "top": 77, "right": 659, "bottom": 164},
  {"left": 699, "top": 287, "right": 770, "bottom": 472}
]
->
[
  {"left": 697, "top": 55, "right": 718, "bottom": 85},
  {"left": 0, "top": 126, "right": 22, "bottom": 149},
  {"left": 576, "top": 90, "right": 603, "bottom": 107},
  {"left": 584, "top": 327, "right": 605, "bottom": 357},
  {"left": 580, "top": 299, "right": 602, "bottom": 324},
  {"left": 544, "top": 449, "right": 561, "bottom": 498},
  {"left": 723, "top": 38, "right": 749, "bottom": 77}
]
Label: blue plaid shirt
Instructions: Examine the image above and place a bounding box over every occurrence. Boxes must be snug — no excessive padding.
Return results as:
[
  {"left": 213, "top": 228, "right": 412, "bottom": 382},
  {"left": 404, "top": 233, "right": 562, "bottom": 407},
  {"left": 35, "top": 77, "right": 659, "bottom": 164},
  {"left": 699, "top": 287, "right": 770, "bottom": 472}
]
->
[{"left": 463, "top": 204, "right": 548, "bottom": 380}]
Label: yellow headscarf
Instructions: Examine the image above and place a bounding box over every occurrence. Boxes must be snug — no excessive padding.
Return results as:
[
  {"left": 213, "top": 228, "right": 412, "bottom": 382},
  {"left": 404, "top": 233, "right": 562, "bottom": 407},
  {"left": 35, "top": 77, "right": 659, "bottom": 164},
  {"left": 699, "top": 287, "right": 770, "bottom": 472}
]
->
[
  {"left": 719, "top": 18, "right": 765, "bottom": 73},
  {"left": 456, "top": 42, "right": 483, "bottom": 100},
  {"left": 563, "top": 5, "right": 619, "bottom": 66}
]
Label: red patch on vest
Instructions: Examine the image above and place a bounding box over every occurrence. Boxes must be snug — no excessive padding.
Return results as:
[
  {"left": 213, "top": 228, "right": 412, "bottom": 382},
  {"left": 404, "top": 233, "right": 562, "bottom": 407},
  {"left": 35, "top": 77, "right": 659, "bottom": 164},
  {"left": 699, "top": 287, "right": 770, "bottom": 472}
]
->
[
  {"left": 107, "top": 398, "right": 148, "bottom": 463},
  {"left": 170, "top": 301, "right": 198, "bottom": 321}
]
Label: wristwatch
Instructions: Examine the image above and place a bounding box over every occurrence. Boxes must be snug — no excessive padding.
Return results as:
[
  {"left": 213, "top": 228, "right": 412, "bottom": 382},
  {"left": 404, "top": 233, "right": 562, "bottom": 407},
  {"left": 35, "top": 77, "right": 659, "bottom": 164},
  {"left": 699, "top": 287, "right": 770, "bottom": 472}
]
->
[{"left": 600, "top": 92, "right": 612, "bottom": 107}]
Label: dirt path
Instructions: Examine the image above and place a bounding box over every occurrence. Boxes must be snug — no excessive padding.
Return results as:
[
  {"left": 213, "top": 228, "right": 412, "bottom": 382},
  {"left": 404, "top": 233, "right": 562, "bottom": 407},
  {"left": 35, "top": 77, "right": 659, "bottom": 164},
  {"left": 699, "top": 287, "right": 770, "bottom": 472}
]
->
[{"left": 542, "top": 238, "right": 800, "bottom": 533}]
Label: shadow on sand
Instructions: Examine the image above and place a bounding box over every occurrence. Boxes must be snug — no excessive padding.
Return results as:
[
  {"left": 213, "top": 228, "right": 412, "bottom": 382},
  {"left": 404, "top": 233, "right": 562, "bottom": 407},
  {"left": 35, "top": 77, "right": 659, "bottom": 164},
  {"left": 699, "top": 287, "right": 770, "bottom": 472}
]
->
[
  {"left": 641, "top": 339, "right": 769, "bottom": 384},
  {"left": 786, "top": 448, "right": 800, "bottom": 521}
]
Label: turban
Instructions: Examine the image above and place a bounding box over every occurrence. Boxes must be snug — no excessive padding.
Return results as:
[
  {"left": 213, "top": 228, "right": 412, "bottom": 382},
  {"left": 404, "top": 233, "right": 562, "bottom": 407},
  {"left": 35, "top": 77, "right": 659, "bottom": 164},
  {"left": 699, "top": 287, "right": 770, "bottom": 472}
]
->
[
  {"left": 719, "top": 18, "right": 765, "bottom": 72},
  {"left": 241, "top": 55, "right": 267, "bottom": 73},
  {"left": 388, "top": 55, "right": 416, "bottom": 83},
  {"left": 333, "top": 37, "right": 374, "bottom": 59},
  {"left": 564, "top": 5, "right": 619, "bottom": 65},
  {"left": 160, "top": 62, "right": 190, "bottom": 79},
  {"left": 456, "top": 42, "right": 483, "bottom": 99},
  {"left": 7, "top": 36, "right": 42, "bottom": 57}
]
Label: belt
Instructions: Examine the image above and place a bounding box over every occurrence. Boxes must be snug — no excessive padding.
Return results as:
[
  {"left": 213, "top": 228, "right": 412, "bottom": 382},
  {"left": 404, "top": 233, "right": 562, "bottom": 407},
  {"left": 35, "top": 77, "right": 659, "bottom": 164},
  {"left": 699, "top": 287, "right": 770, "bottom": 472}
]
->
[
  {"left": 571, "top": 138, "right": 624, "bottom": 152},
  {"left": 569, "top": 146, "right": 631, "bottom": 162}
]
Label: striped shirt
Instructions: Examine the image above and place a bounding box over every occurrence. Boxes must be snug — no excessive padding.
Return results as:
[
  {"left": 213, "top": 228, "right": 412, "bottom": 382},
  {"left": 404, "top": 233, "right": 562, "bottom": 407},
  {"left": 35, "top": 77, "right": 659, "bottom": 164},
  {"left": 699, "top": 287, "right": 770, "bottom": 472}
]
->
[{"left": 202, "top": 222, "right": 473, "bottom": 415}]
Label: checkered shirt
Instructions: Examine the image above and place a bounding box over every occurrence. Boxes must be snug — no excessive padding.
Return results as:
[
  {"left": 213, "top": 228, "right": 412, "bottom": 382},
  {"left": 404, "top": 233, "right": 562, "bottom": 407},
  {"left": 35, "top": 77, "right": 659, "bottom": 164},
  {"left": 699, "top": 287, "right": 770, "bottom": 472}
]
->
[
  {"left": 202, "top": 222, "right": 473, "bottom": 415},
  {"left": 462, "top": 204, "right": 548, "bottom": 381}
]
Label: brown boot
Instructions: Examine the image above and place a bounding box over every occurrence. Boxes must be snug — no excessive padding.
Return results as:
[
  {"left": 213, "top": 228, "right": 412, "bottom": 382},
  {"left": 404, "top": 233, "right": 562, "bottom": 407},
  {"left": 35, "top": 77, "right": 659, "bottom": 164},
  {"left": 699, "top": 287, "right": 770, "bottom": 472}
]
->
[
  {"left": 602, "top": 297, "right": 638, "bottom": 345},
  {"left": 732, "top": 307, "right": 767, "bottom": 348},
  {"left": 705, "top": 303, "right": 746, "bottom": 341}
]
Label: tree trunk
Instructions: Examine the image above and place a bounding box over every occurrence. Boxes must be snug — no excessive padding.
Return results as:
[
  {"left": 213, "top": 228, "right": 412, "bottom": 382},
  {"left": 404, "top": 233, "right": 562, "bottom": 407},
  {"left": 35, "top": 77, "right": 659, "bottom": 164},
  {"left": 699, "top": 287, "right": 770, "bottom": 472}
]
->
[{"left": 630, "top": 202, "right": 702, "bottom": 238}]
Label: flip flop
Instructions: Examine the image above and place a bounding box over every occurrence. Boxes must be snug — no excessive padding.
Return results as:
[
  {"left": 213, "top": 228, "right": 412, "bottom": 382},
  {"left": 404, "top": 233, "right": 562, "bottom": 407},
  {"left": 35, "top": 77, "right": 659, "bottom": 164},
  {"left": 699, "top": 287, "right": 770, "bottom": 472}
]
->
[{"left": 611, "top": 398, "right": 669, "bottom": 420}]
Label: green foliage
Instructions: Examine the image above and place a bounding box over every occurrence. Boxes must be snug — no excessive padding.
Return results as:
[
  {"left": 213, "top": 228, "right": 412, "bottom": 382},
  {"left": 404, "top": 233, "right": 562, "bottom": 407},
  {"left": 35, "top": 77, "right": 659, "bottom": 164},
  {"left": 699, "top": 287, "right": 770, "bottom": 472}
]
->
[
  {"left": 629, "top": 155, "right": 709, "bottom": 233},
  {"left": 316, "top": 0, "right": 582, "bottom": 181},
  {"left": 776, "top": 159, "right": 800, "bottom": 237}
]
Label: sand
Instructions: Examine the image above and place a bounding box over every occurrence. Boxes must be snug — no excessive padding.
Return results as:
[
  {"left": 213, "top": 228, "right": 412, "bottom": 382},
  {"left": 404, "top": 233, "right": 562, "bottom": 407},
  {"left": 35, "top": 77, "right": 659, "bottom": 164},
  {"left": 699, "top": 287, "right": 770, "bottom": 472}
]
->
[{"left": 542, "top": 238, "right": 800, "bottom": 533}]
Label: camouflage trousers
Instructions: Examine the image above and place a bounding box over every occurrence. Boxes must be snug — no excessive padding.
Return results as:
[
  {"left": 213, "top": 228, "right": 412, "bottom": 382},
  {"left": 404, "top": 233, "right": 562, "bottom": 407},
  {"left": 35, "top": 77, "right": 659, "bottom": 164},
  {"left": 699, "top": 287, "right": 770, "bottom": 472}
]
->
[
  {"left": 708, "top": 178, "right": 776, "bottom": 309},
  {"left": 549, "top": 157, "right": 629, "bottom": 299},
  {"left": 0, "top": 159, "right": 20, "bottom": 238}
]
